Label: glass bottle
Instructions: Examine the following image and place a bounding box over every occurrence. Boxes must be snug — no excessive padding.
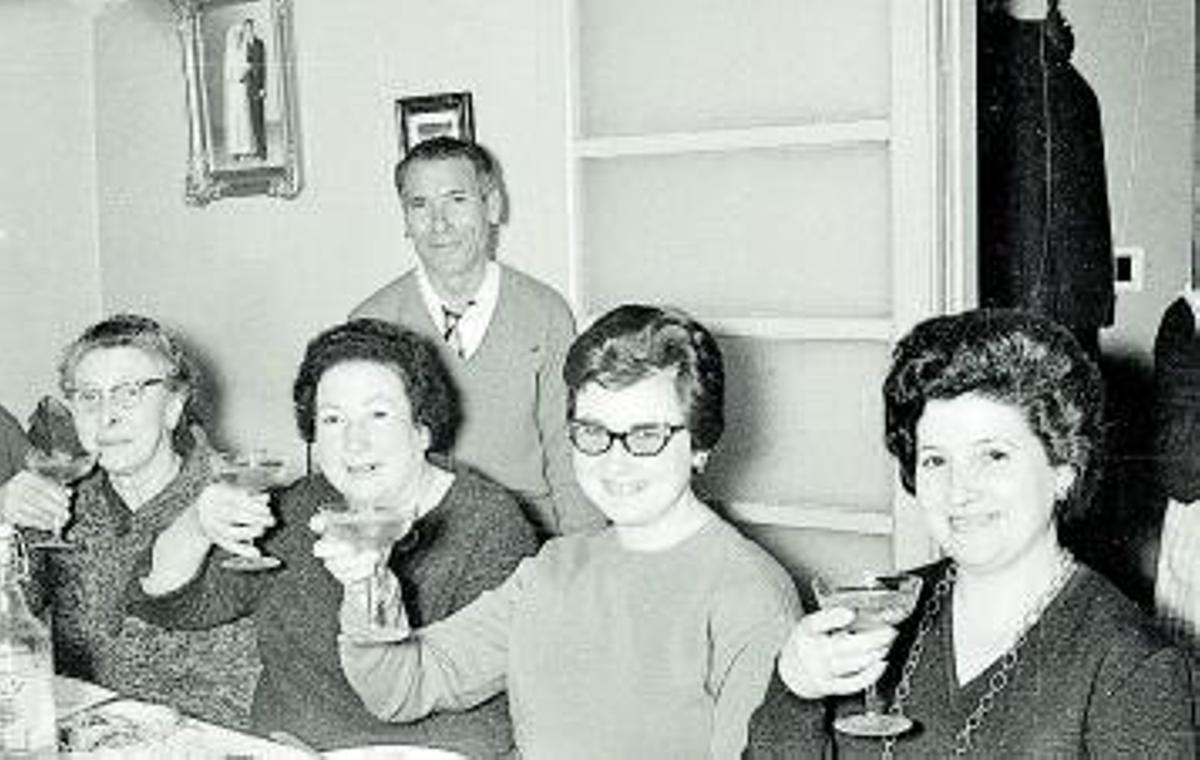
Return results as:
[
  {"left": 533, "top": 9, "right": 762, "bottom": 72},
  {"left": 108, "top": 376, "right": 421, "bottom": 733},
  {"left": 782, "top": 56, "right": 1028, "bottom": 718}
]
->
[{"left": 0, "top": 524, "right": 56, "bottom": 758}]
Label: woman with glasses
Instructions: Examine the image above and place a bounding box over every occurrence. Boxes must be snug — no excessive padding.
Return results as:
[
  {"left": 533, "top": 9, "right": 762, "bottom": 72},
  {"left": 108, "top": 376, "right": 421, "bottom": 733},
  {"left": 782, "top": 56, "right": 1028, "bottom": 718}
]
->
[
  {"left": 318, "top": 304, "right": 801, "bottom": 759},
  {"left": 0, "top": 314, "right": 259, "bottom": 728}
]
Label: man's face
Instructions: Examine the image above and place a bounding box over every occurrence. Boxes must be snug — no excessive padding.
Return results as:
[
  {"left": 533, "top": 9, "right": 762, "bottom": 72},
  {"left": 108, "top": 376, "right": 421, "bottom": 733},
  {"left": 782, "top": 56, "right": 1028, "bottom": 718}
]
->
[{"left": 400, "top": 157, "right": 500, "bottom": 288}]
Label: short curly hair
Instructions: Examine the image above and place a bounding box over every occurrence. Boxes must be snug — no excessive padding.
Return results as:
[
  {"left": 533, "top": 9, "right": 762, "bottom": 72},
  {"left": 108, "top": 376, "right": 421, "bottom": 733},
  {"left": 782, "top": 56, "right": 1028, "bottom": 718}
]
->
[
  {"left": 292, "top": 319, "right": 459, "bottom": 450},
  {"left": 57, "top": 313, "right": 201, "bottom": 453},
  {"left": 59, "top": 314, "right": 197, "bottom": 397},
  {"left": 883, "top": 308, "right": 1104, "bottom": 527},
  {"left": 563, "top": 304, "right": 724, "bottom": 452}
]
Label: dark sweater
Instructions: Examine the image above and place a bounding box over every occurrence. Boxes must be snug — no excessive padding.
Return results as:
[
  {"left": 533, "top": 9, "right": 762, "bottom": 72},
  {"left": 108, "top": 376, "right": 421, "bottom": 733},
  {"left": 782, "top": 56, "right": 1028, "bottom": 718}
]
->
[
  {"left": 33, "top": 435, "right": 260, "bottom": 729},
  {"left": 0, "top": 403, "right": 29, "bottom": 485},
  {"left": 128, "top": 460, "right": 539, "bottom": 757},
  {"left": 746, "top": 560, "right": 1197, "bottom": 758}
]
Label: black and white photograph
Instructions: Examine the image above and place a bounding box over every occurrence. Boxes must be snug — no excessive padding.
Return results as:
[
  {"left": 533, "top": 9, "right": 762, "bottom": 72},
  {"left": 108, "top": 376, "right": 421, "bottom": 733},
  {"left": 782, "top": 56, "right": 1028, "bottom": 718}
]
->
[
  {"left": 396, "top": 91, "right": 475, "bottom": 157},
  {"left": 179, "top": 0, "right": 301, "bottom": 203},
  {"left": 0, "top": 0, "right": 1194, "bottom": 757}
]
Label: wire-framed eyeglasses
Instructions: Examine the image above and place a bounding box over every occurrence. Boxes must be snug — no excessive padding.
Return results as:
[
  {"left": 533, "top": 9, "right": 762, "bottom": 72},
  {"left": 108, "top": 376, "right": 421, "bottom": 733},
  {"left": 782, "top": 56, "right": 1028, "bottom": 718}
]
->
[
  {"left": 568, "top": 420, "right": 687, "bottom": 457},
  {"left": 67, "top": 378, "right": 167, "bottom": 413}
]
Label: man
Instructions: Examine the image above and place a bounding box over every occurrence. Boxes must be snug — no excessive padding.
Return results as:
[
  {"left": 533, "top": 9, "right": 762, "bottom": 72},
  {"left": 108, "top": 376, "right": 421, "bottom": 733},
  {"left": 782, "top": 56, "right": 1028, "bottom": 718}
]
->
[
  {"left": 242, "top": 19, "right": 267, "bottom": 160},
  {"left": 351, "top": 137, "right": 601, "bottom": 536},
  {"left": 224, "top": 18, "right": 266, "bottom": 162}
]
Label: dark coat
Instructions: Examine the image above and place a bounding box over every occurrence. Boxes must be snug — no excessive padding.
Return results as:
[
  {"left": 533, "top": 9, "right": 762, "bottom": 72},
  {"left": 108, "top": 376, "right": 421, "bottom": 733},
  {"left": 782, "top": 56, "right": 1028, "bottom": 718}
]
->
[
  {"left": 978, "top": 10, "right": 1115, "bottom": 333},
  {"left": 1154, "top": 297, "right": 1200, "bottom": 502}
]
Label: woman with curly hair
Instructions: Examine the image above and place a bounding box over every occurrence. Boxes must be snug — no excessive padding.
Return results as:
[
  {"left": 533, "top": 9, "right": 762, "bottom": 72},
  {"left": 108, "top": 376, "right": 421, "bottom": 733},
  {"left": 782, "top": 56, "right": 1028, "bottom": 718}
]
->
[
  {"left": 748, "top": 308, "right": 1195, "bottom": 758},
  {"left": 129, "top": 318, "right": 539, "bottom": 755}
]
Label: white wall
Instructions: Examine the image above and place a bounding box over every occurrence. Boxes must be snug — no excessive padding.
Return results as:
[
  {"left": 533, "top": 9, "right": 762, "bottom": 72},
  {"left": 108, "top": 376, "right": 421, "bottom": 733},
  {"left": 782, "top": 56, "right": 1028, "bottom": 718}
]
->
[
  {"left": 6, "top": 0, "right": 1193, "bottom": 463},
  {"left": 92, "top": 0, "right": 570, "bottom": 460},
  {"left": 0, "top": 1, "right": 102, "bottom": 423},
  {"left": 1071, "top": 1, "right": 1195, "bottom": 358}
]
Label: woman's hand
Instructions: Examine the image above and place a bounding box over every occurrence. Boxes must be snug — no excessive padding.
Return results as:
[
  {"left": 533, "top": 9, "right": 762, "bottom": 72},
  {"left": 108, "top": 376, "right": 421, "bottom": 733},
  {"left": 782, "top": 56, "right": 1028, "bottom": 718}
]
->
[
  {"left": 309, "top": 512, "right": 382, "bottom": 586},
  {"left": 777, "top": 607, "right": 897, "bottom": 699},
  {"left": 140, "top": 480, "right": 272, "bottom": 597},
  {"left": 192, "top": 481, "right": 274, "bottom": 559},
  {"left": 0, "top": 471, "right": 70, "bottom": 532}
]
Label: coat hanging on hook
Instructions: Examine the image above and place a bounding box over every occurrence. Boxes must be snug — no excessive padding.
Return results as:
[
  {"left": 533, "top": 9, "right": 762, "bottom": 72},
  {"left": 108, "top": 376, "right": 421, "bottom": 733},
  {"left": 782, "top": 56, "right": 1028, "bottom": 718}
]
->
[{"left": 978, "top": 0, "right": 1115, "bottom": 355}]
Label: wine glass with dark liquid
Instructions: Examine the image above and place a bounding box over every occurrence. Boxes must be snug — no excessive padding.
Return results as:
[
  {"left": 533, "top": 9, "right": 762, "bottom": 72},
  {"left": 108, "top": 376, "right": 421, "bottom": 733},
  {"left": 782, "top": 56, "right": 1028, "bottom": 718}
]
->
[
  {"left": 210, "top": 450, "right": 289, "bottom": 571},
  {"left": 23, "top": 448, "right": 97, "bottom": 549},
  {"left": 811, "top": 572, "right": 924, "bottom": 738},
  {"left": 319, "top": 502, "right": 417, "bottom": 644}
]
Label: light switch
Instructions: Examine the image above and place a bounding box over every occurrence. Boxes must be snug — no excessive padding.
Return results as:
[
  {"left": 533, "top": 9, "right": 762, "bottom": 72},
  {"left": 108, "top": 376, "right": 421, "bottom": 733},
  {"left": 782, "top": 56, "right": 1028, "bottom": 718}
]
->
[{"left": 1114, "top": 246, "right": 1144, "bottom": 292}]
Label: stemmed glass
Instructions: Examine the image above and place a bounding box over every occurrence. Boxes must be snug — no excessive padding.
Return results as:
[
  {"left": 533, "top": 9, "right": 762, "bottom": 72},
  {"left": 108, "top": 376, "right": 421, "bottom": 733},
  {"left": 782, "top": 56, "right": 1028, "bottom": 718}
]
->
[
  {"left": 318, "top": 501, "right": 418, "bottom": 644},
  {"left": 23, "top": 448, "right": 97, "bottom": 549},
  {"left": 210, "top": 450, "right": 289, "bottom": 571},
  {"left": 811, "top": 572, "right": 923, "bottom": 738}
]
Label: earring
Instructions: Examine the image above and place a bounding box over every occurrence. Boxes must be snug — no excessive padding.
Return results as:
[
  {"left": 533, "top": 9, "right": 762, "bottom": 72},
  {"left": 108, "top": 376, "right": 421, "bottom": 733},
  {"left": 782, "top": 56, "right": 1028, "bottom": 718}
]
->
[{"left": 692, "top": 451, "right": 710, "bottom": 473}]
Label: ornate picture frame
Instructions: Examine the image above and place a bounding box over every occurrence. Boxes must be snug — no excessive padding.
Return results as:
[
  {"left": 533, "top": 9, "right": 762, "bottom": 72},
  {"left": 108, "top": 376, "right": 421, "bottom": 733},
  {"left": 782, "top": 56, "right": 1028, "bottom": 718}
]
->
[
  {"left": 174, "top": 0, "right": 302, "bottom": 205},
  {"left": 395, "top": 92, "right": 475, "bottom": 157}
]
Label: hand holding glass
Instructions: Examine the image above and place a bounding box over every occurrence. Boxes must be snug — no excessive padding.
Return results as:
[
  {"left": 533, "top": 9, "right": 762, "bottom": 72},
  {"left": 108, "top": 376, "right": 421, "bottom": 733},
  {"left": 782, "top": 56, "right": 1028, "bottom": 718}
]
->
[
  {"left": 210, "top": 450, "right": 288, "bottom": 571},
  {"left": 318, "top": 503, "right": 417, "bottom": 644},
  {"left": 23, "top": 448, "right": 97, "bottom": 549},
  {"left": 811, "top": 572, "right": 923, "bottom": 737}
]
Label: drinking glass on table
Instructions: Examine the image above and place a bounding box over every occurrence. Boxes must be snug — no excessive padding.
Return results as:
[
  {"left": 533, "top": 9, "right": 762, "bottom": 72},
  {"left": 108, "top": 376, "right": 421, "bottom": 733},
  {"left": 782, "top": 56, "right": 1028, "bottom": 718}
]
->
[
  {"left": 811, "top": 572, "right": 923, "bottom": 737},
  {"left": 318, "top": 501, "right": 418, "bottom": 643},
  {"left": 210, "top": 450, "right": 289, "bottom": 571},
  {"left": 23, "top": 448, "right": 97, "bottom": 550}
]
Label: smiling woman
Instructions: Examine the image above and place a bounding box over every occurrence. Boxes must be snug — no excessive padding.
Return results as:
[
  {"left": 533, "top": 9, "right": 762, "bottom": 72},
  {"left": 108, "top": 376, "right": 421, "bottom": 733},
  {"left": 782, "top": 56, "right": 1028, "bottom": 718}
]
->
[
  {"left": 748, "top": 309, "right": 1196, "bottom": 758},
  {"left": 0, "top": 314, "right": 260, "bottom": 729},
  {"left": 323, "top": 304, "right": 801, "bottom": 760},
  {"left": 126, "top": 318, "right": 539, "bottom": 755}
]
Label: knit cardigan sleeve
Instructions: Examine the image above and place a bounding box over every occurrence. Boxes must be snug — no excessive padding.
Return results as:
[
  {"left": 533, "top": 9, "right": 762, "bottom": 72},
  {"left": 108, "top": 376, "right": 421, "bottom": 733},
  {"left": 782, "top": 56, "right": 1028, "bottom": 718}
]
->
[{"left": 523, "top": 278, "right": 606, "bottom": 535}]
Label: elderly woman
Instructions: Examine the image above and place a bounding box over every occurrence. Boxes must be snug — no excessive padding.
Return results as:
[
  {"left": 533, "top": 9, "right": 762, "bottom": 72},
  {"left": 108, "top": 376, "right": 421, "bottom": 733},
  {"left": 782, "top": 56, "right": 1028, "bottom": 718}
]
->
[
  {"left": 0, "top": 314, "right": 259, "bottom": 728},
  {"left": 319, "top": 304, "right": 801, "bottom": 759},
  {"left": 128, "top": 318, "right": 539, "bottom": 755},
  {"left": 747, "top": 308, "right": 1196, "bottom": 758}
]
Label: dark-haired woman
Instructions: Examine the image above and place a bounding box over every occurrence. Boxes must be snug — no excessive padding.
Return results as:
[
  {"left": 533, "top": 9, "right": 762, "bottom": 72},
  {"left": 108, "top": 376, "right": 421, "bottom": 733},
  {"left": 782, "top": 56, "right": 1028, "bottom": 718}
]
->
[
  {"left": 128, "top": 319, "right": 539, "bottom": 755},
  {"left": 747, "top": 308, "right": 1195, "bottom": 758},
  {"left": 320, "top": 304, "right": 800, "bottom": 760},
  {"left": 0, "top": 314, "right": 259, "bottom": 728}
]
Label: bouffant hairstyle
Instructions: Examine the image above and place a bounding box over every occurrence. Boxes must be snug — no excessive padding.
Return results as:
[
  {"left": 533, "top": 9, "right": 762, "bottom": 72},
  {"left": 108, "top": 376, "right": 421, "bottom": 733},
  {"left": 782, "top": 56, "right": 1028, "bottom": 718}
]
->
[
  {"left": 393, "top": 136, "right": 499, "bottom": 197},
  {"left": 292, "top": 319, "right": 458, "bottom": 450},
  {"left": 883, "top": 308, "right": 1104, "bottom": 527},
  {"left": 563, "top": 304, "right": 724, "bottom": 452}
]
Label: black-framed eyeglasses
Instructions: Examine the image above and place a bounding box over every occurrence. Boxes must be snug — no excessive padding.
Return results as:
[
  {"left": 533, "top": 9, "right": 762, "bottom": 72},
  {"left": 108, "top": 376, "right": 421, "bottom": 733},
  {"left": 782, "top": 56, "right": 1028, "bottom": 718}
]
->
[
  {"left": 568, "top": 420, "right": 687, "bottom": 457},
  {"left": 67, "top": 378, "right": 167, "bottom": 413}
]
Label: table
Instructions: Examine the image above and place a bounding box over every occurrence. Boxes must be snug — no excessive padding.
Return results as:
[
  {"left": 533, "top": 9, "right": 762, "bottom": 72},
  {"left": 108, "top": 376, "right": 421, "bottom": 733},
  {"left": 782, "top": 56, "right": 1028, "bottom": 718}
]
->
[{"left": 54, "top": 676, "right": 312, "bottom": 759}]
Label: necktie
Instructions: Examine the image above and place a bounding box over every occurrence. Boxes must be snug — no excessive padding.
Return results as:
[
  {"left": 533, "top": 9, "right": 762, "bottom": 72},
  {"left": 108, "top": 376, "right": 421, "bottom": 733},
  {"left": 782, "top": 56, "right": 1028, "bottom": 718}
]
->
[{"left": 442, "top": 305, "right": 468, "bottom": 358}]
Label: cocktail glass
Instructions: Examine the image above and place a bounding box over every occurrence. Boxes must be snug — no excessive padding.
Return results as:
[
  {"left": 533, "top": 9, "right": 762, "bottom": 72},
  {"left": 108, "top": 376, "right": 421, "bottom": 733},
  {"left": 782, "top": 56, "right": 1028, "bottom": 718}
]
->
[
  {"left": 318, "top": 503, "right": 417, "bottom": 644},
  {"left": 811, "top": 572, "right": 923, "bottom": 737},
  {"left": 210, "top": 450, "right": 289, "bottom": 571},
  {"left": 23, "top": 448, "right": 97, "bottom": 549}
]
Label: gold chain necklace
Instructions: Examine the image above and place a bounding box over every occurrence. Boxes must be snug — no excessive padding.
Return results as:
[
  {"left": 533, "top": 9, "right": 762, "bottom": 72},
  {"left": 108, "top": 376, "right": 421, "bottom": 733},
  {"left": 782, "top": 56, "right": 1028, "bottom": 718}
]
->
[{"left": 879, "top": 553, "right": 1078, "bottom": 759}]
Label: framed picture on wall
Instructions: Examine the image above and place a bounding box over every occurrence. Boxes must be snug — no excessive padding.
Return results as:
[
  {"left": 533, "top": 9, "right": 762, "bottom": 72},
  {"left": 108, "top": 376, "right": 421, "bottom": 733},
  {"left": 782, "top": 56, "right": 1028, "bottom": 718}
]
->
[
  {"left": 395, "top": 92, "right": 475, "bottom": 157},
  {"left": 173, "top": 0, "right": 302, "bottom": 205}
]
